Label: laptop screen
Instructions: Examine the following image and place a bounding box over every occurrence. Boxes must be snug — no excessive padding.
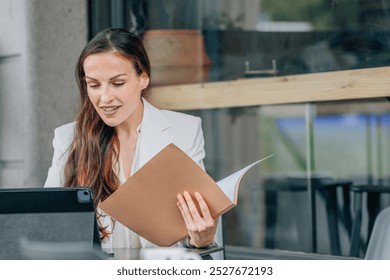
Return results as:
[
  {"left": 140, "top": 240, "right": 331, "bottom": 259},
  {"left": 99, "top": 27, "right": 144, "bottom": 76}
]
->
[{"left": 0, "top": 187, "right": 100, "bottom": 259}]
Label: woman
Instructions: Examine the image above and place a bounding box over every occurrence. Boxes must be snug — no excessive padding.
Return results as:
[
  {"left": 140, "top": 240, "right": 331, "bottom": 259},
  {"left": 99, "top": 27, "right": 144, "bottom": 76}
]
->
[{"left": 44, "top": 28, "right": 217, "bottom": 249}]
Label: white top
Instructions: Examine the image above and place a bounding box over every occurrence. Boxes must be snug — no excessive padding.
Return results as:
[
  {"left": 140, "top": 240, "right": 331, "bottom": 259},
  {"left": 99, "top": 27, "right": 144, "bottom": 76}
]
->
[{"left": 107, "top": 123, "right": 142, "bottom": 249}]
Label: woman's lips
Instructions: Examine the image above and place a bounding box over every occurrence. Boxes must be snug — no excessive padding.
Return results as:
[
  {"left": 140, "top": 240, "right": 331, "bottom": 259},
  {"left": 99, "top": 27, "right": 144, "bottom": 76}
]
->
[{"left": 100, "top": 106, "right": 120, "bottom": 114}]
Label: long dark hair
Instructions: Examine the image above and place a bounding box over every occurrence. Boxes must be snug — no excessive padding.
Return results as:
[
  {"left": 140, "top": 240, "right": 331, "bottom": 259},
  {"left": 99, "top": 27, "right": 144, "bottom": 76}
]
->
[{"left": 64, "top": 28, "right": 151, "bottom": 238}]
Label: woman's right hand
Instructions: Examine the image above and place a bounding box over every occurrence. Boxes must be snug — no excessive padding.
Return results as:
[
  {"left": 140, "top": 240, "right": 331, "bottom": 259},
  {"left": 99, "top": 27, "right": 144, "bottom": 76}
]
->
[{"left": 176, "top": 191, "right": 217, "bottom": 248}]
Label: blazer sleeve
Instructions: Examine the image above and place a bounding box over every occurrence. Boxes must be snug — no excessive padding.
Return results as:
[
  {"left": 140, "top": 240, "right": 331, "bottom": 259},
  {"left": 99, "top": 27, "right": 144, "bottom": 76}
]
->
[{"left": 44, "top": 123, "right": 74, "bottom": 187}]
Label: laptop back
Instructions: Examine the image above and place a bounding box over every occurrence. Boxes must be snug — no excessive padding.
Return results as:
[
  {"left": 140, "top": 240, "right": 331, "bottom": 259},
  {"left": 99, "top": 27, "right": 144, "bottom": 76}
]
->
[{"left": 0, "top": 187, "right": 100, "bottom": 259}]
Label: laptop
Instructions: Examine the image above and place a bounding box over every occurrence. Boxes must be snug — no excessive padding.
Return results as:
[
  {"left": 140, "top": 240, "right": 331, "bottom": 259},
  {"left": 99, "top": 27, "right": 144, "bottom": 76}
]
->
[{"left": 0, "top": 187, "right": 102, "bottom": 259}]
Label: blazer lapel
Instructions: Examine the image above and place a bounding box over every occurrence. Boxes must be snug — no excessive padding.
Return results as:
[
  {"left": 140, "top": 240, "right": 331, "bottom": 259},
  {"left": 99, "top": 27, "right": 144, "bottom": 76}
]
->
[{"left": 137, "top": 98, "right": 173, "bottom": 171}]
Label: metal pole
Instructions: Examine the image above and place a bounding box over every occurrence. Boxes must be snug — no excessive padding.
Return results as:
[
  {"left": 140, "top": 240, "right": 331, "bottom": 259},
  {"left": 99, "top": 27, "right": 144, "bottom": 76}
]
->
[{"left": 305, "top": 103, "right": 317, "bottom": 252}]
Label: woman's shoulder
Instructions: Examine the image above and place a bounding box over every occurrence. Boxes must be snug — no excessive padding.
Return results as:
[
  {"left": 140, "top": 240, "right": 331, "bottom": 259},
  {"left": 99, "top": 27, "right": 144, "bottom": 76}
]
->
[
  {"left": 54, "top": 122, "right": 75, "bottom": 137},
  {"left": 52, "top": 122, "right": 76, "bottom": 149},
  {"left": 161, "top": 109, "right": 201, "bottom": 127},
  {"left": 143, "top": 98, "right": 201, "bottom": 127}
]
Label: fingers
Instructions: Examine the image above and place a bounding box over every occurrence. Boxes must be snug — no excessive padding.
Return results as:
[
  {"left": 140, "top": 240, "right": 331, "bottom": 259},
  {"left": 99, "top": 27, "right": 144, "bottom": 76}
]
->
[
  {"left": 177, "top": 191, "right": 214, "bottom": 228},
  {"left": 177, "top": 193, "right": 197, "bottom": 231},
  {"left": 177, "top": 192, "right": 205, "bottom": 221},
  {"left": 176, "top": 200, "right": 191, "bottom": 229},
  {"left": 176, "top": 191, "right": 217, "bottom": 248},
  {"left": 185, "top": 192, "right": 203, "bottom": 220},
  {"left": 194, "top": 192, "right": 213, "bottom": 221}
]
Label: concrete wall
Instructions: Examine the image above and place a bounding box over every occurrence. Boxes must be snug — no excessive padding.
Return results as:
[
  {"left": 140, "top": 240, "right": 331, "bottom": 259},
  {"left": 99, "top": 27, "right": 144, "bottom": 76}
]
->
[{"left": 0, "top": 0, "right": 88, "bottom": 188}]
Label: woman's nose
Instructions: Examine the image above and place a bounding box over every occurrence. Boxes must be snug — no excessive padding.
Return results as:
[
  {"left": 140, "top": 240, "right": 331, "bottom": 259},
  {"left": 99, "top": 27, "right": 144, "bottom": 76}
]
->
[{"left": 100, "top": 89, "right": 114, "bottom": 102}]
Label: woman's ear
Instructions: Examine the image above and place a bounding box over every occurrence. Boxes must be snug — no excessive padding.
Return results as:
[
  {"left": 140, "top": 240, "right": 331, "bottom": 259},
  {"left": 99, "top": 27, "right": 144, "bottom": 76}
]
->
[{"left": 140, "top": 73, "right": 150, "bottom": 90}]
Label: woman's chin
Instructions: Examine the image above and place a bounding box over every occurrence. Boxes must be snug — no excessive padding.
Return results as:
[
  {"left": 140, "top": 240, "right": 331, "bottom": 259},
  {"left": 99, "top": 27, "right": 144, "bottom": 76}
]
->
[{"left": 101, "top": 119, "right": 120, "bottom": 127}]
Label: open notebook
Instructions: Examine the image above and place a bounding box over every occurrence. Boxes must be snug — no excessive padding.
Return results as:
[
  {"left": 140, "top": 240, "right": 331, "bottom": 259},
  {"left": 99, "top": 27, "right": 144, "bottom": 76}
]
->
[{"left": 100, "top": 143, "right": 272, "bottom": 247}]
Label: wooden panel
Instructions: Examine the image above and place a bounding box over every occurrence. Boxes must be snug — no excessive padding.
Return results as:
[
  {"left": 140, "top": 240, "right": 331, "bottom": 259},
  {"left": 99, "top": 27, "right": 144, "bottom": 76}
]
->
[{"left": 146, "top": 66, "right": 390, "bottom": 110}]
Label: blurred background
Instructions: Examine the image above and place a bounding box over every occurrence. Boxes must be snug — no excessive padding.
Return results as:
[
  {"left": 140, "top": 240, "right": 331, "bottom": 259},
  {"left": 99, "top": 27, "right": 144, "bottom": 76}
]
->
[{"left": 1, "top": 0, "right": 390, "bottom": 259}]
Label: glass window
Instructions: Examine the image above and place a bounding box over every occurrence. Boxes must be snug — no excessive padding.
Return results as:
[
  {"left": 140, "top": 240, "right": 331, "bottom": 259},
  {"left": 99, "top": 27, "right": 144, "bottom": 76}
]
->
[{"left": 89, "top": 0, "right": 390, "bottom": 259}]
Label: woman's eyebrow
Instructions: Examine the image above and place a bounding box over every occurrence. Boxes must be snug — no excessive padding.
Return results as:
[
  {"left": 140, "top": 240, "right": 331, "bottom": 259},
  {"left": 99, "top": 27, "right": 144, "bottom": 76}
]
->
[
  {"left": 109, "top": 74, "right": 127, "bottom": 80},
  {"left": 85, "top": 76, "right": 98, "bottom": 81},
  {"left": 85, "top": 74, "right": 127, "bottom": 81}
]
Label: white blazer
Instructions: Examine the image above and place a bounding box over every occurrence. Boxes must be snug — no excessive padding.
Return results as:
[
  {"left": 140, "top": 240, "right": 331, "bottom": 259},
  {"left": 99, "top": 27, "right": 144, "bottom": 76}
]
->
[{"left": 44, "top": 98, "right": 206, "bottom": 248}]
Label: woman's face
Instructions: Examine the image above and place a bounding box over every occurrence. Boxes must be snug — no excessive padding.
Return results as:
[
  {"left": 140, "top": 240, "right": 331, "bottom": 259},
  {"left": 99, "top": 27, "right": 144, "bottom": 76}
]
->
[{"left": 83, "top": 52, "right": 149, "bottom": 127}]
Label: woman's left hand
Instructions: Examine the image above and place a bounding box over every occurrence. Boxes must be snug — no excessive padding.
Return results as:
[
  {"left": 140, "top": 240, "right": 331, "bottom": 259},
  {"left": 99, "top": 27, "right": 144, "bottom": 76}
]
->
[{"left": 177, "top": 191, "right": 218, "bottom": 248}]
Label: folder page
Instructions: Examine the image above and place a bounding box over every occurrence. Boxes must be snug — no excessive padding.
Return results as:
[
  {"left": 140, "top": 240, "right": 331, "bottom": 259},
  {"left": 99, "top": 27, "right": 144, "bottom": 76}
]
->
[{"left": 217, "top": 154, "right": 273, "bottom": 204}]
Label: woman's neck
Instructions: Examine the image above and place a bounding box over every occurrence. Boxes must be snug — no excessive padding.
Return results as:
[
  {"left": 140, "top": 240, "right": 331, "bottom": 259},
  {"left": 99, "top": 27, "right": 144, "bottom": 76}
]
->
[{"left": 116, "top": 101, "right": 144, "bottom": 140}]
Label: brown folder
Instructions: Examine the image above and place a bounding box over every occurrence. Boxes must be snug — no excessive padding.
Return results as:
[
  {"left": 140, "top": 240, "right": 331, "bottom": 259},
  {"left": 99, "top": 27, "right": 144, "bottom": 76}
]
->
[{"left": 99, "top": 144, "right": 233, "bottom": 247}]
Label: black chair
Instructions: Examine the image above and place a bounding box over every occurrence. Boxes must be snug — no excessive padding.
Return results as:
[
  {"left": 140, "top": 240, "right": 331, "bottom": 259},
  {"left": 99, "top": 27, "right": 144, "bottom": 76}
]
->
[{"left": 259, "top": 175, "right": 352, "bottom": 255}]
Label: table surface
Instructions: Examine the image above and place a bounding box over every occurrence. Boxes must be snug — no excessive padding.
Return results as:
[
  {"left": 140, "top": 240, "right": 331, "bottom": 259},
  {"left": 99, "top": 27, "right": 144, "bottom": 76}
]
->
[{"left": 106, "top": 246, "right": 224, "bottom": 260}]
